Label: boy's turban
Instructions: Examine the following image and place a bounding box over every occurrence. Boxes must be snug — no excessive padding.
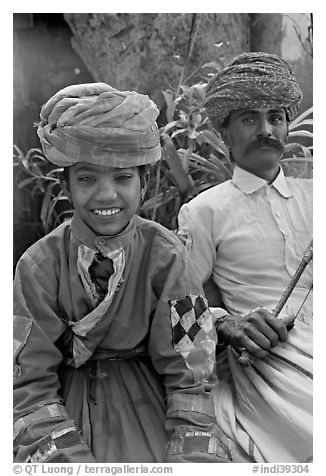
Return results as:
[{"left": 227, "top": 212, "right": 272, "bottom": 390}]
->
[
  {"left": 37, "top": 83, "right": 161, "bottom": 167},
  {"left": 204, "top": 52, "right": 303, "bottom": 129}
]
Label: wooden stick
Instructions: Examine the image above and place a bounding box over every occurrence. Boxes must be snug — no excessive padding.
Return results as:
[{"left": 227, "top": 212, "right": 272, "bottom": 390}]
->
[{"left": 238, "top": 240, "right": 313, "bottom": 367}]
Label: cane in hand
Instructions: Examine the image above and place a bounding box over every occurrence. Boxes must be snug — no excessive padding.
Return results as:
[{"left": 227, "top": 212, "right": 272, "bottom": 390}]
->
[{"left": 238, "top": 239, "right": 313, "bottom": 367}]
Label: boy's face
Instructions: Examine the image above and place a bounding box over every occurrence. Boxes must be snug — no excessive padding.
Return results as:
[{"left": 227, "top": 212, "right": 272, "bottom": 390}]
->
[{"left": 67, "top": 162, "right": 143, "bottom": 236}]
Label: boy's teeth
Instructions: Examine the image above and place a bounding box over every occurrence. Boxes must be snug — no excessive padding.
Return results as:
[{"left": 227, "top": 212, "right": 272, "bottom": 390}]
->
[{"left": 93, "top": 208, "right": 120, "bottom": 216}]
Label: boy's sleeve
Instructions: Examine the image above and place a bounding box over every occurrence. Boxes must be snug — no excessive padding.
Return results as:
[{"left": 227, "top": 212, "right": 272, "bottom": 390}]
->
[
  {"left": 148, "top": 238, "right": 231, "bottom": 463},
  {"left": 13, "top": 251, "right": 95, "bottom": 463}
]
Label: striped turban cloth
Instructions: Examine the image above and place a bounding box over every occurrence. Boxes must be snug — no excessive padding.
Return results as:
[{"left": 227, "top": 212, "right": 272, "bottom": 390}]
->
[
  {"left": 37, "top": 83, "right": 161, "bottom": 167},
  {"left": 204, "top": 52, "right": 302, "bottom": 129}
]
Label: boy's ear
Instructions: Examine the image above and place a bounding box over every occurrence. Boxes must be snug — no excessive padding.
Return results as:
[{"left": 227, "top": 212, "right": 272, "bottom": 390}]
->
[
  {"left": 140, "top": 172, "right": 150, "bottom": 202},
  {"left": 60, "top": 176, "right": 71, "bottom": 202}
]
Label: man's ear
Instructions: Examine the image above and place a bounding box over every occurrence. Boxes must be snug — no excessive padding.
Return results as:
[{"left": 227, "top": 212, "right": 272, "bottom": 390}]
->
[{"left": 220, "top": 127, "right": 229, "bottom": 146}]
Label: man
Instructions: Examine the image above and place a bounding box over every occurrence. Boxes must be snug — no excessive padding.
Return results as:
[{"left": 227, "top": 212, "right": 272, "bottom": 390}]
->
[{"left": 178, "top": 52, "right": 312, "bottom": 463}]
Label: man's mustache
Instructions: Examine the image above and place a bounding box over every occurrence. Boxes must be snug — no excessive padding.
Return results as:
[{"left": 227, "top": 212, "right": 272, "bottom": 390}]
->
[{"left": 245, "top": 137, "right": 284, "bottom": 154}]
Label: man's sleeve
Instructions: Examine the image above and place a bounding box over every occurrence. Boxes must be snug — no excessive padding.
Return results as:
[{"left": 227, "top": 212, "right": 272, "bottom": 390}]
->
[
  {"left": 177, "top": 201, "right": 217, "bottom": 285},
  {"left": 13, "top": 251, "right": 95, "bottom": 463},
  {"left": 148, "top": 238, "right": 231, "bottom": 463}
]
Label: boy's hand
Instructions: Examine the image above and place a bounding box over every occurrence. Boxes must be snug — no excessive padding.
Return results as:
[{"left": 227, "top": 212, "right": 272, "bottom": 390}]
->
[{"left": 217, "top": 307, "right": 288, "bottom": 359}]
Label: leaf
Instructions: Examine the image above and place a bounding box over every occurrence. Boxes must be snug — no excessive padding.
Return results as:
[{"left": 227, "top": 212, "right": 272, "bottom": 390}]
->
[
  {"left": 202, "top": 61, "right": 221, "bottom": 69},
  {"left": 162, "top": 90, "right": 175, "bottom": 123},
  {"left": 162, "top": 137, "right": 193, "bottom": 193},
  {"left": 171, "top": 128, "right": 187, "bottom": 138},
  {"left": 283, "top": 143, "right": 312, "bottom": 158},
  {"left": 187, "top": 129, "right": 197, "bottom": 140},
  {"left": 17, "top": 177, "right": 37, "bottom": 188},
  {"left": 289, "top": 106, "right": 313, "bottom": 128},
  {"left": 289, "top": 119, "right": 313, "bottom": 130},
  {"left": 208, "top": 153, "right": 233, "bottom": 178},
  {"left": 162, "top": 121, "right": 178, "bottom": 134},
  {"left": 192, "top": 86, "right": 205, "bottom": 102},
  {"left": 288, "top": 130, "right": 313, "bottom": 139},
  {"left": 180, "top": 85, "right": 191, "bottom": 94},
  {"left": 282, "top": 157, "right": 313, "bottom": 163},
  {"left": 192, "top": 113, "right": 202, "bottom": 127},
  {"left": 141, "top": 188, "right": 179, "bottom": 211},
  {"left": 179, "top": 111, "right": 188, "bottom": 122},
  {"left": 47, "top": 168, "right": 64, "bottom": 177},
  {"left": 40, "top": 189, "right": 52, "bottom": 228},
  {"left": 180, "top": 149, "right": 223, "bottom": 175},
  {"left": 198, "top": 130, "right": 229, "bottom": 156}
]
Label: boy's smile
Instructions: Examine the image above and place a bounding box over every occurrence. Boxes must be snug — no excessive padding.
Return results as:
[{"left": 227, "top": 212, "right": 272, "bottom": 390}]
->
[
  {"left": 92, "top": 208, "right": 121, "bottom": 216},
  {"left": 67, "top": 162, "right": 143, "bottom": 236}
]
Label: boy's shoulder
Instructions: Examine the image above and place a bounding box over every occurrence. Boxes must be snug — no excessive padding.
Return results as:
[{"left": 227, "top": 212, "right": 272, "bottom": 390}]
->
[
  {"left": 21, "top": 220, "right": 72, "bottom": 261},
  {"left": 135, "top": 216, "right": 183, "bottom": 250}
]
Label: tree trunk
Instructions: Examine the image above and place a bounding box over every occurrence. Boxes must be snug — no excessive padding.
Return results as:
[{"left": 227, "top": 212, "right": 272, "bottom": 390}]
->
[
  {"left": 64, "top": 13, "right": 250, "bottom": 99},
  {"left": 249, "top": 13, "right": 283, "bottom": 55}
]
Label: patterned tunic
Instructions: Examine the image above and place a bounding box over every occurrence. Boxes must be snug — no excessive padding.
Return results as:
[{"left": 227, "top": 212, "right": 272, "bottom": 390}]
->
[{"left": 13, "top": 213, "right": 228, "bottom": 463}]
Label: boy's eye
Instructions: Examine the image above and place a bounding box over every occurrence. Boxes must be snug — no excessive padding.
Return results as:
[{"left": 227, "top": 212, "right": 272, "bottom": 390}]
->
[
  {"left": 115, "top": 174, "right": 132, "bottom": 182},
  {"left": 77, "top": 176, "right": 95, "bottom": 182}
]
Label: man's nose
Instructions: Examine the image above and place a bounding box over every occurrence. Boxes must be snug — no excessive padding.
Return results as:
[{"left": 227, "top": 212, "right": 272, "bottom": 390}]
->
[
  {"left": 96, "top": 180, "right": 117, "bottom": 200},
  {"left": 257, "top": 119, "right": 273, "bottom": 137}
]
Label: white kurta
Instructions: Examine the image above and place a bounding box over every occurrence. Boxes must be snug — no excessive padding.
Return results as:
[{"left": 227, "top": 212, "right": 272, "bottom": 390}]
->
[{"left": 178, "top": 166, "right": 313, "bottom": 462}]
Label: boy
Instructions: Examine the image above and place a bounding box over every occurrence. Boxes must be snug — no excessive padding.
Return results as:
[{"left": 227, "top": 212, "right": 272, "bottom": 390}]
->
[{"left": 13, "top": 83, "right": 229, "bottom": 463}]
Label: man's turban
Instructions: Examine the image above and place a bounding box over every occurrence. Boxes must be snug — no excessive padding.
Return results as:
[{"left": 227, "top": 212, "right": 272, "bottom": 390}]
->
[
  {"left": 204, "top": 52, "right": 303, "bottom": 129},
  {"left": 37, "top": 83, "right": 161, "bottom": 168}
]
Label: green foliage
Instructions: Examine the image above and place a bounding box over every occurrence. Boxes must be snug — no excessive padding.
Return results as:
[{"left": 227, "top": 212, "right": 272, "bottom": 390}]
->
[
  {"left": 281, "top": 106, "right": 313, "bottom": 178},
  {"left": 13, "top": 145, "right": 73, "bottom": 234},
  {"left": 141, "top": 75, "right": 233, "bottom": 230}
]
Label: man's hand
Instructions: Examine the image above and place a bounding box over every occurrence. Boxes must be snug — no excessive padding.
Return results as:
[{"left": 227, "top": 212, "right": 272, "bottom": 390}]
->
[{"left": 217, "top": 307, "right": 289, "bottom": 359}]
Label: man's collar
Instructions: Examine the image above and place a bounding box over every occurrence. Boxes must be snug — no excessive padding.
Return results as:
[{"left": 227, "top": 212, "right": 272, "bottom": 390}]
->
[{"left": 232, "top": 165, "right": 294, "bottom": 197}]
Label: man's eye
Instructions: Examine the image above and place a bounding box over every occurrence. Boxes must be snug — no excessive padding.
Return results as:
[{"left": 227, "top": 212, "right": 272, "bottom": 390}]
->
[
  {"left": 271, "top": 115, "right": 284, "bottom": 123},
  {"left": 242, "top": 116, "right": 255, "bottom": 124}
]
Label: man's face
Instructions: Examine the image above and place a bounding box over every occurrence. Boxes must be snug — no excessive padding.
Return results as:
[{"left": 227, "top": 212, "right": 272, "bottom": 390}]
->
[
  {"left": 222, "top": 107, "right": 288, "bottom": 179},
  {"left": 67, "top": 162, "right": 142, "bottom": 236}
]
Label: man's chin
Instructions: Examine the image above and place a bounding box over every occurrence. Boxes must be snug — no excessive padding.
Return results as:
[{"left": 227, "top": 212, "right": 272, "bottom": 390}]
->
[{"left": 251, "top": 149, "right": 282, "bottom": 163}]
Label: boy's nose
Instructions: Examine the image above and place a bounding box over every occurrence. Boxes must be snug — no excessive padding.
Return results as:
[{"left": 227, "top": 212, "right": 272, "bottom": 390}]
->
[{"left": 96, "top": 181, "right": 117, "bottom": 201}]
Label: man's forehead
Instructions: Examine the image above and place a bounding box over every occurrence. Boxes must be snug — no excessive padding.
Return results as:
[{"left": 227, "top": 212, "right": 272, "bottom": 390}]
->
[{"left": 232, "top": 107, "right": 286, "bottom": 116}]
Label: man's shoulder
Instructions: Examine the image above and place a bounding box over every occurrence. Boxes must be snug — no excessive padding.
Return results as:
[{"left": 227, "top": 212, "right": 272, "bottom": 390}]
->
[
  {"left": 285, "top": 176, "right": 313, "bottom": 196},
  {"left": 187, "top": 179, "right": 234, "bottom": 206},
  {"left": 181, "top": 179, "right": 234, "bottom": 213}
]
